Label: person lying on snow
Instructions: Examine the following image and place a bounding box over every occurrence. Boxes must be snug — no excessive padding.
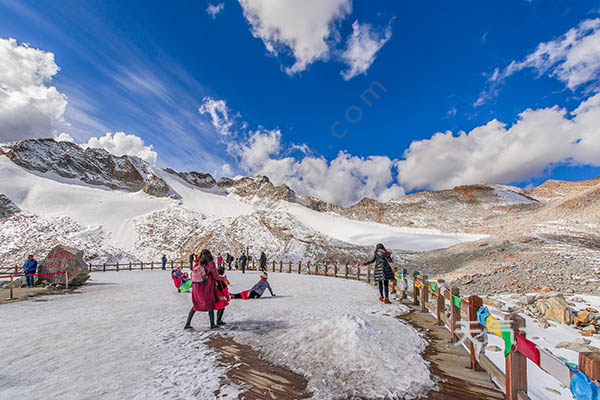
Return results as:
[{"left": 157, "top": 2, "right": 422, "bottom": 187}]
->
[
  {"left": 171, "top": 266, "right": 183, "bottom": 292},
  {"left": 362, "top": 243, "right": 395, "bottom": 304},
  {"left": 232, "top": 272, "right": 275, "bottom": 299},
  {"left": 180, "top": 272, "right": 192, "bottom": 293}
]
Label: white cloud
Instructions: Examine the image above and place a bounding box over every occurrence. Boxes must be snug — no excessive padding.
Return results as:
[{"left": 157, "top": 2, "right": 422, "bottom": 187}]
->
[
  {"left": 207, "top": 2, "right": 225, "bottom": 19},
  {"left": 54, "top": 132, "right": 75, "bottom": 143},
  {"left": 198, "top": 96, "right": 234, "bottom": 135},
  {"left": 0, "top": 38, "right": 68, "bottom": 141},
  {"left": 235, "top": 128, "right": 404, "bottom": 205},
  {"left": 397, "top": 93, "right": 600, "bottom": 191},
  {"left": 340, "top": 20, "right": 392, "bottom": 80},
  {"left": 238, "top": 0, "right": 352, "bottom": 75},
  {"left": 477, "top": 18, "right": 600, "bottom": 105},
  {"left": 82, "top": 132, "right": 158, "bottom": 165}
]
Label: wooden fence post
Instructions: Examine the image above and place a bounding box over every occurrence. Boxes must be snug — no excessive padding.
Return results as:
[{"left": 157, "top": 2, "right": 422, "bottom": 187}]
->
[
  {"left": 170, "top": 260, "right": 174, "bottom": 270},
  {"left": 129, "top": 261, "right": 132, "bottom": 271},
  {"left": 345, "top": 264, "right": 349, "bottom": 278},
  {"left": 298, "top": 262, "right": 301, "bottom": 274},
  {"left": 151, "top": 261, "right": 154, "bottom": 270},
  {"left": 401, "top": 268, "right": 407, "bottom": 299},
  {"left": 88, "top": 263, "right": 92, "bottom": 272},
  {"left": 288, "top": 261, "right": 292, "bottom": 273},
  {"left": 413, "top": 272, "right": 419, "bottom": 306},
  {"left": 579, "top": 352, "right": 600, "bottom": 383},
  {"left": 279, "top": 260, "right": 283, "bottom": 272},
  {"left": 420, "top": 275, "right": 428, "bottom": 312},
  {"left": 367, "top": 267, "right": 371, "bottom": 284},
  {"left": 141, "top": 261, "right": 143, "bottom": 270},
  {"left": 436, "top": 279, "right": 445, "bottom": 326},
  {"left": 103, "top": 263, "right": 106, "bottom": 272},
  {"left": 324, "top": 263, "right": 328, "bottom": 276},
  {"left": 116, "top": 262, "right": 119, "bottom": 272},
  {"left": 14, "top": 265, "right": 18, "bottom": 274},
  {"left": 449, "top": 287, "right": 460, "bottom": 343},
  {"left": 334, "top": 264, "right": 337, "bottom": 277},
  {"left": 505, "top": 314, "right": 526, "bottom": 399},
  {"left": 356, "top": 265, "right": 360, "bottom": 281},
  {"left": 467, "top": 295, "right": 484, "bottom": 371}
]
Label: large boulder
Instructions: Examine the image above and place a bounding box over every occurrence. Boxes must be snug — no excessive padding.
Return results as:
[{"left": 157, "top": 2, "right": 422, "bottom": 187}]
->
[
  {"left": 535, "top": 294, "right": 576, "bottom": 325},
  {"left": 38, "top": 245, "right": 89, "bottom": 286}
]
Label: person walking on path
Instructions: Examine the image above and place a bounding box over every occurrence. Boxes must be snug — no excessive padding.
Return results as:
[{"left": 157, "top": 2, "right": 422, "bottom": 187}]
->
[
  {"left": 161, "top": 254, "right": 167, "bottom": 270},
  {"left": 184, "top": 249, "right": 224, "bottom": 330},
  {"left": 259, "top": 251, "right": 267, "bottom": 272},
  {"left": 23, "top": 255, "right": 37, "bottom": 288},
  {"left": 232, "top": 272, "right": 275, "bottom": 299},
  {"left": 363, "top": 243, "right": 395, "bottom": 304},
  {"left": 189, "top": 253, "right": 194, "bottom": 270},
  {"left": 226, "top": 252, "right": 233, "bottom": 270},
  {"left": 216, "top": 253, "right": 223, "bottom": 269},
  {"left": 239, "top": 252, "right": 247, "bottom": 274}
]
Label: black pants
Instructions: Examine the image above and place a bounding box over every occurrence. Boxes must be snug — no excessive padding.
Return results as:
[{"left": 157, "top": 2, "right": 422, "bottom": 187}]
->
[
  {"left": 378, "top": 280, "right": 389, "bottom": 298},
  {"left": 232, "top": 290, "right": 261, "bottom": 299},
  {"left": 241, "top": 264, "right": 246, "bottom": 274},
  {"left": 185, "top": 308, "right": 224, "bottom": 327}
]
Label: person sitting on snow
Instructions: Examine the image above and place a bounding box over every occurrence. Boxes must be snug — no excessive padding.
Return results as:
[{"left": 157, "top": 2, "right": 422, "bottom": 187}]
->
[
  {"left": 232, "top": 272, "right": 275, "bottom": 299},
  {"left": 171, "top": 266, "right": 183, "bottom": 292}
]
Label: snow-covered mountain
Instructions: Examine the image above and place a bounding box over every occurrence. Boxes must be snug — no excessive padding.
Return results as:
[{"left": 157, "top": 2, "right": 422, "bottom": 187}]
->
[{"left": 0, "top": 138, "right": 485, "bottom": 265}]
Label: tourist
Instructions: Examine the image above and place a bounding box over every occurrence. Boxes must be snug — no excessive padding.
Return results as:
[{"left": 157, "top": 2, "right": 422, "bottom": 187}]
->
[
  {"left": 363, "top": 243, "right": 395, "bottom": 304},
  {"left": 216, "top": 253, "right": 223, "bottom": 269},
  {"left": 214, "top": 266, "right": 230, "bottom": 325},
  {"left": 180, "top": 272, "right": 192, "bottom": 292},
  {"left": 239, "top": 252, "right": 247, "bottom": 274},
  {"left": 259, "top": 251, "right": 267, "bottom": 272},
  {"left": 226, "top": 252, "right": 233, "bottom": 270},
  {"left": 161, "top": 254, "right": 167, "bottom": 270},
  {"left": 189, "top": 253, "right": 194, "bottom": 270},
  {"left": 171, "top": 266, "right": 183, "bottom": 292},
  {"left": 184, "top": 249, "right": 222, "bottom": 330},
  {"left": 22, "top": 255, "right": 37, "bottom": 288},
  {"left": 232, "top": 272, "right": 275, "bottom": 299}
]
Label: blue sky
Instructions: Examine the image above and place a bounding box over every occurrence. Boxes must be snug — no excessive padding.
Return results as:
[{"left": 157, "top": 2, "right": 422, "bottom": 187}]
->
[{"left": 1, "top": 0, "right": 600, "bottom": 205}]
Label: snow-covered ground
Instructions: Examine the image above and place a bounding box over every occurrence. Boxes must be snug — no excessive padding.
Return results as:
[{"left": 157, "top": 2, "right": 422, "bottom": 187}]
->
[{"left": 0, "top": 270, "right": 434, "bottom": 400}]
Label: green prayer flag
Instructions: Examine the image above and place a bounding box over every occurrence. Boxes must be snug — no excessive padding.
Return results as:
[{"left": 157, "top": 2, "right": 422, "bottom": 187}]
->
[
  {"left": 430, "top": 282, "right": 437, "bottom": 292},
  {"left": 502, "top": 326, "right": 515, "bottom": 357},
  {"left": 452, "top": 294, "right": 462, "bottom": 309}
]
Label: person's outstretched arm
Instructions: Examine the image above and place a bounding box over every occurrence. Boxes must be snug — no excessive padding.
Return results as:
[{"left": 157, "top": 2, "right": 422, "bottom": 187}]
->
[
  {"left": 267, "top": 282, "right": 275, "bottom": 296},
  {"left": 363, "top": 254, "right": 376, "bottom": 265}
]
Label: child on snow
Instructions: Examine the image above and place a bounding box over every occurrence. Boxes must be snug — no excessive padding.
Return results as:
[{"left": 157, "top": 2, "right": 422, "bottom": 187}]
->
[
  {"left": 232, "top": 272, "right": 275, "bottom": 299},
  {"left": 171, "top": 266, "right": 183, "bottom": 292},
  {"left": 180, "top": 272, "right": 192, "bottom": 293},
  {"left": 214, "top": 266, "right": 230, "bottom": 325}
]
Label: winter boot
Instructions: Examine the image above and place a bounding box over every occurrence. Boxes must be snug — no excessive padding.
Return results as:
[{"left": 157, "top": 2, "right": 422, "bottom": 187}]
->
[
  {"left": 379, "top": 296, "right": 384, "bottom": 302},
  {"left": 209, "top": 311, "right": 218, "bottom": 329},
  {"left": 183, "top": 325, "right": 194, "bottom": 330},
  {"left": 383, "top": 298, "right": 391, "bottom": 304},
  {"left": 216, "top": 309, "right": 225, "bottom": 326}
]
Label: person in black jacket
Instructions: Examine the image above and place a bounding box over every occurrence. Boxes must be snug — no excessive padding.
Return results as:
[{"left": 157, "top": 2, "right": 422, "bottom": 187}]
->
[
  {"left": 363, "top": 243, "right": 395, "bottom": 304},
  {"left": 239, "top": 252, "right": 247, "bottom": 274},
  {"left": 259, "top": 251, "right": 267, "bottom": 272}
]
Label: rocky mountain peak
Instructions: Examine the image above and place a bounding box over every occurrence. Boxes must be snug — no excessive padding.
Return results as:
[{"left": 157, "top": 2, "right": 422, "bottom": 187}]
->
[{"left": 2, "top": 138, "right": 173, "bottom": 197}]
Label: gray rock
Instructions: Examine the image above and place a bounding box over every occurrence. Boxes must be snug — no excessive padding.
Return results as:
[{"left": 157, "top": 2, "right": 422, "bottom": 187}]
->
[{"left": 38, "top": 245, "right": 89, "bottom": 286}]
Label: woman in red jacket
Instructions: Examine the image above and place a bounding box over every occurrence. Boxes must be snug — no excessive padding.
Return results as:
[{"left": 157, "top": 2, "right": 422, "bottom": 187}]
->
[{"left": 184, "top": 249, "right": 225, "bottom": 330}]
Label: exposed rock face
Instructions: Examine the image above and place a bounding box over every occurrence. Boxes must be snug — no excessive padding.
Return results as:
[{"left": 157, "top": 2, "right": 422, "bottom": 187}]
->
[
  {"left": 3, "top": 138, "right": 171, "bottom": 197},
  {"left": 526, "top": 177, "right": 600, "bottom": 200},
  {"left": 164, "top": 168, "right": 217, "bottom": 188},
  {"left": 38, "top": 245, "right": 89, "bottom": 286},
  {"left": 0, "top": 194, "right": 19, "bottom": 219}
]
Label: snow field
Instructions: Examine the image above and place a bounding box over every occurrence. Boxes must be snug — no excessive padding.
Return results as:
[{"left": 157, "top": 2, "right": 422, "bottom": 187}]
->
[{"left": 0, "top": 270, "right": 434, "bottom": 400}]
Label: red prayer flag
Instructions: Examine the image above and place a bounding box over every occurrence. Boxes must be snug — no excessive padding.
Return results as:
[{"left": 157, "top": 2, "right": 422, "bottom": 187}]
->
[{"left": 515, "top": 332, "right": 540, "bottom": 365}]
